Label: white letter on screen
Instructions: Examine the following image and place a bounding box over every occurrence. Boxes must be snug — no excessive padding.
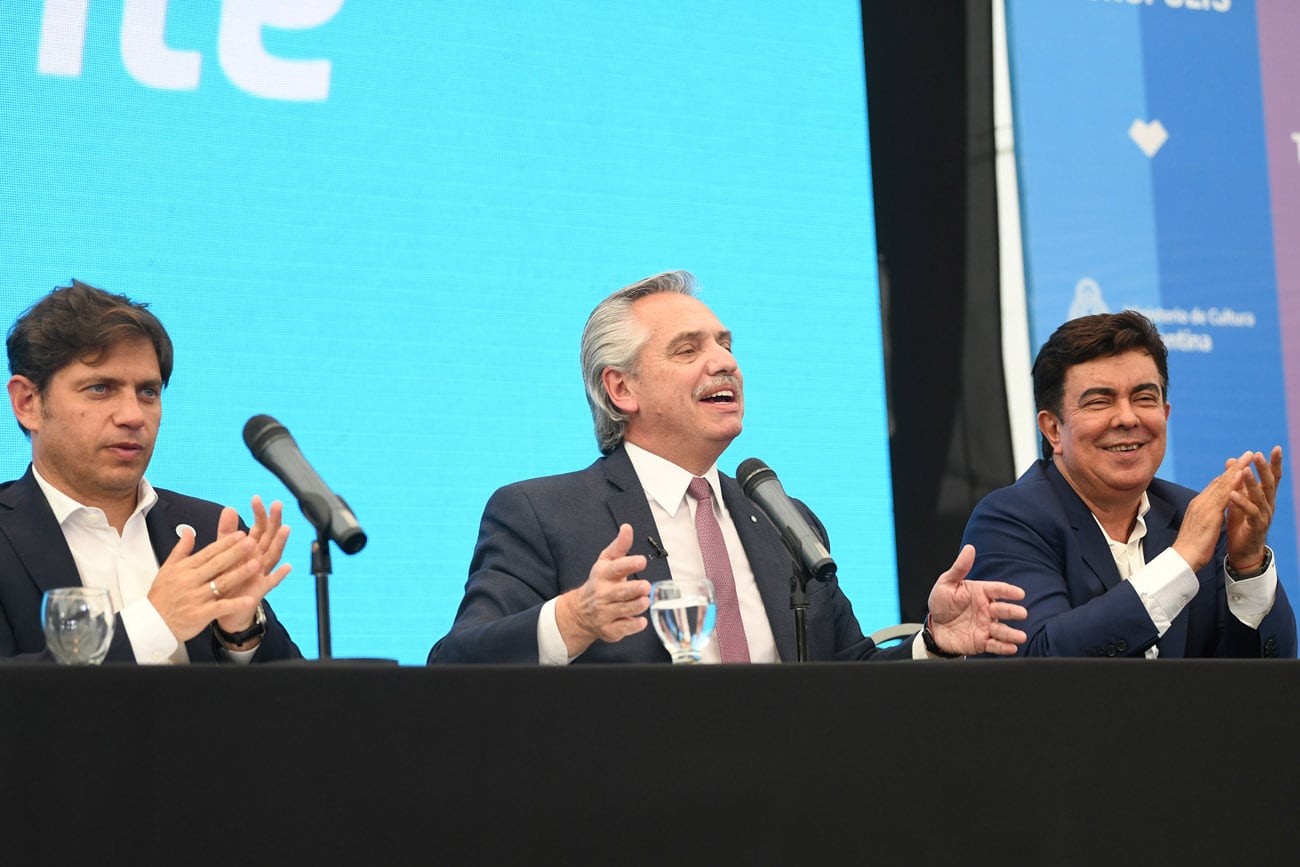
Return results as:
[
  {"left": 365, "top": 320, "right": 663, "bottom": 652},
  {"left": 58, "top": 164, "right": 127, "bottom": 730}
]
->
[
  {"left": 37, "top": 0, "right": 90, "bottom": 77},
  {"left": 120, "top": 0, "right": 201, "bottom": 90},
  {"left": 218, "top": 0, "right": 344, "bottom": 102}
]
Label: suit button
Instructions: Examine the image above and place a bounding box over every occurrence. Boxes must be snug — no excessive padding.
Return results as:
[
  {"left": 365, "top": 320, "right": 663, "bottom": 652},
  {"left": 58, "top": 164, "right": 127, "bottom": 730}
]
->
[
  {"left": 1116, "top": 640, "right": 1128, "bottom": 653},
  {"left": 1105, "top": 644, "right": 1117, "bottom": 657},
  {"left": 1264, "top": 638, "right": 1278, "bottom": 658}
]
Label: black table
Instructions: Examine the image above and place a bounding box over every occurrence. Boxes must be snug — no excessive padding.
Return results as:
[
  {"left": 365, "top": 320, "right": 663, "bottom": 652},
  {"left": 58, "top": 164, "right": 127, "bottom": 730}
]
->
[{"left": 3, "top": 660, "right": 1298, "bottom": 865}]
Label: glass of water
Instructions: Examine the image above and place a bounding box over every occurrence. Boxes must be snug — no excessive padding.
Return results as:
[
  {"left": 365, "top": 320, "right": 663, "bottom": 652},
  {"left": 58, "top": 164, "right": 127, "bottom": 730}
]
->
[
  {"left": 649, "top": 578, "right": 716, "bottom": 664},
  {"left": 42, "top": 587, "right": 114, "bottom": 665}
]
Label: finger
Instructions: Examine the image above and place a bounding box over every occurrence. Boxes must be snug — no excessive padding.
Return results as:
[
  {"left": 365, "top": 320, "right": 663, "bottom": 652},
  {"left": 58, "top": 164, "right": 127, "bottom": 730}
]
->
[
  {"left": 219, "top": 557, "right": 288, "bottom": 599},
  {"left": 604, "top": 596, "right": 651, "bottom": 621},
  {"left": 260, "top": 523, "right": 291, "bottom": 567},
  {"left": 977, "top": 581, "right": 1026, "bottom": 602},
  {"left": 1251, "top": 451, "right": 1279, "bottom": 505},
  {"left": 190, "top": 534, "right": 258, "bottom": 579},
  {"left": 991, "top": 601, "right": 1028, "bottom": 622},
  {"left": 610, "top": 615, "right": 648, "bottom": 639},
  {"left": 163, "top": 526, "right": 198, "bottom": 565},
  {"left": 602, "top": 577, "right": 651, "bottom": 602},
  {"left": 984, "top": 638, "right": 1023, "bottom": 656},
  {"left": 597, "top": 524, "right": 635, "bottom": 564},
  {"left": 937, "top": 544, "right": 976, "bottom": 586},
  {"left": 1270, "top": 446, "right": 1284, "bottom": 485},
  {"left": 217, "top": 505, "right": 240, "bottom": 537},
  {"left": 595, "top": 553, "right": 648, "bottom": 583},
  {"left": 250, "top": 495, "right": 269, "bottom": 531}
]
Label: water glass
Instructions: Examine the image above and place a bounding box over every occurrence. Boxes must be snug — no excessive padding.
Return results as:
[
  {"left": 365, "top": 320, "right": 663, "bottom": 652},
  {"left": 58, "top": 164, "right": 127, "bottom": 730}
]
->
[
  {"left": 649, "top": 578, "right": 716, "bottom": 664},
  {"left": 42, "top": 587, "right": 115, "bottom": 665}
]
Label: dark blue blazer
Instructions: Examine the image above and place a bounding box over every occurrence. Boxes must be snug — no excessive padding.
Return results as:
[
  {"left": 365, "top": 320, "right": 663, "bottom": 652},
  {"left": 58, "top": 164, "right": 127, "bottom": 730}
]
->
[
  {"left": 961, "top": 459, "right": 1296, "bottom": 658},
  {"left": 429, "top": 445, "right": 907, "bottom": 663},
  {"left": 0, "top": 467, "right": 301, "bottom": 663}
]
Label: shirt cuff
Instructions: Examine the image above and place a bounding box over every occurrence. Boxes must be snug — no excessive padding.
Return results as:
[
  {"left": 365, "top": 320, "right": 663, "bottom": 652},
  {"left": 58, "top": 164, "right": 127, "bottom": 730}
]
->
[
  {"left": 538, "top": 597, "right": 573, "bottom": 666},
  {"left": 1127, "top": 547, "right": 1199, "bottom": 637},
  {"left": 119, "top": 598, "right": 182, "bottom": 665},
  {"left": 1226, "top": 547, "right": 1278, "bottom": 629}
]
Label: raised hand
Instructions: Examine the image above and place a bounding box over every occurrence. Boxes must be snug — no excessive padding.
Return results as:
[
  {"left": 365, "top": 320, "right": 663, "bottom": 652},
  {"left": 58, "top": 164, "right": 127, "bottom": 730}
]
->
[
  {"left": 147, "top": 522, "right": 263, "bottom": 642},
  {"left": 555, "top": 523, "right": 651, "bottom": 657},
  {"left": 927, "top": 545, "right": 1028, "bottom": 656},
  {"left": 213, "top": 496, "right": 293, "bottom": 634},
  {"left": 1226, "top": 446, "right": 1283, "bottom": 574}
]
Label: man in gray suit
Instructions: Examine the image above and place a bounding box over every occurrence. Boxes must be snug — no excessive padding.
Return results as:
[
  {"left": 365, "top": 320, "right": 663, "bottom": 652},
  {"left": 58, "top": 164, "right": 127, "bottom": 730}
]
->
[{"left": 429, "top": 270, "right": 1026, "bottom": 664}]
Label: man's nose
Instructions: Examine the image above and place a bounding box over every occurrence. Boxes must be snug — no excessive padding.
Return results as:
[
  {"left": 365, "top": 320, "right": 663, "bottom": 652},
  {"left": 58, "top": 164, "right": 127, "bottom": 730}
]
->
[
  {"left": 114, "top": 394, "right": 147, "bottom": 427},
  {"left": 705, "top": 342, "right": 737, "bottom": 375},
  {"left": 1112, "top": 400, "right": 1139, "bottom": 427}
]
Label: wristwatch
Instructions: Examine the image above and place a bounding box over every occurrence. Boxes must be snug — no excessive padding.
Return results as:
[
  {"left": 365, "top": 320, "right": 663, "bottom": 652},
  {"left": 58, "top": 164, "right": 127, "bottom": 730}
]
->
[
  {"left": 921, "top": 612, "right": 962, "bottom": 659},
  {"left": 213, "top": 603, "right": 267, "bottom": 647}
]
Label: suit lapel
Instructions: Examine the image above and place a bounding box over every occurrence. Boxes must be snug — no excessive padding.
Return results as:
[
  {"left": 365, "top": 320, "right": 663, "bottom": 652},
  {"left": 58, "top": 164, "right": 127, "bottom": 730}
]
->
[
  {"left": 0, "top": 468, "right": 83, "bottom": 596},
  {"left": 1046, "top": 462, "right": 1125, "bottom": 592},
  {"left": 599, "top": 448, "right": 672, "bottom": 584}
]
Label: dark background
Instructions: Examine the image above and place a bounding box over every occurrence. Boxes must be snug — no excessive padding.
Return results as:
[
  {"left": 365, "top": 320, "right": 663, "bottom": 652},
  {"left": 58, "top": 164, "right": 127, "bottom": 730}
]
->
[{"left": 862, "top": 2, "right": 1014, "bottom": 621}]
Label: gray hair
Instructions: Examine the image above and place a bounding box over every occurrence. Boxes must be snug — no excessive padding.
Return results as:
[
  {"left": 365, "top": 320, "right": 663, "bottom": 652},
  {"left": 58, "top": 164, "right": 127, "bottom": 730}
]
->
[{"left": 580, "top": 270, "right": 697, "bottom": 454}]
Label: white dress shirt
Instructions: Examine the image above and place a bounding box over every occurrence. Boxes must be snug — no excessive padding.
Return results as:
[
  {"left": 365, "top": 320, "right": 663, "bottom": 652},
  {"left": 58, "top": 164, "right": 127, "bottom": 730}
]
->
[
  {"left": 1095, "top": 491, "right": 1277, "bottom": 658},
  {"left": 33, "top": 467, "right": 256, "bottom": 664}
]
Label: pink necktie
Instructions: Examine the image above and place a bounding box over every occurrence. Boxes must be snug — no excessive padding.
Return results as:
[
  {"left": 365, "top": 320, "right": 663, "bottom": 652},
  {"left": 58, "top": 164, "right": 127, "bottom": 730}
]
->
[{"left": 687, "top": 477, "right": 750, "bottom": 663}]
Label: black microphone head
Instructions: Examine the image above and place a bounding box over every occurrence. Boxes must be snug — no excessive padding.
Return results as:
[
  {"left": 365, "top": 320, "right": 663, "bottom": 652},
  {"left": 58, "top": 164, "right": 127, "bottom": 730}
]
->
[
  {"left": 737, "top": 458, "right": 777, "bottom": 497},
  {"left": 243, "top": 414, "right": 290, "bottom": 459}
]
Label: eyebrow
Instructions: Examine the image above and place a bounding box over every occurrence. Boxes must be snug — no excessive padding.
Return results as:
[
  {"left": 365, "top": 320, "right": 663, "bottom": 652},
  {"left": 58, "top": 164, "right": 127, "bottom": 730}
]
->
[
  {"left": 70, "top": 374, "right": 163, "bottom": 390},
  {"left": 1076, "top": 382, "right": 1162, "bottom": 401},
  {"left": 667, "top": 329, "right": 731, "bottom": 349}
]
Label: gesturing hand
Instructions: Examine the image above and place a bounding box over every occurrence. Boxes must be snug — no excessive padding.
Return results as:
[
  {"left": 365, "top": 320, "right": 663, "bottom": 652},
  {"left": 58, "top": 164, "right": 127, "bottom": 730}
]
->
[
  {"left": 148, "top": 522, "right": 263, "bottom": 642},
  {"left": 1225, "top": 446, "right": 1283, "bottom": 573},
  {"left": 214, "top": 496, "right": 293, "bottom": 634},
  {"left": 554, "top": 524, "right": 651, "bottom": 658},
  {"left": 927, "top": 545, "right": 1028, "bottom": 657}
]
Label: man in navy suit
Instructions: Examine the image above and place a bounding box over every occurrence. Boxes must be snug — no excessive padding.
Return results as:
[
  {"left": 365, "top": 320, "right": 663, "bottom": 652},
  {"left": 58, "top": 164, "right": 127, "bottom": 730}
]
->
[
  {"left": 430, "top": 270, "right": 1027, "bottom": 664},
  {"left": 961, "top": 310, "right": 1295, "bottom": 658},
  {"left": 0, "top": 280, "right": 301, "bottom": 663}
]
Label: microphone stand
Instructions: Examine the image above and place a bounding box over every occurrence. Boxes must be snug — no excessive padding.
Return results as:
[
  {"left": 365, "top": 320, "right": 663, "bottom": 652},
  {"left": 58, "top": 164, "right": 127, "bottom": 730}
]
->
[
  {"left": 312, "top": 527, "right": 332, "bottom": 659},
  {"left": 789, "top": 565, "right": 810, "bottom": 662}
]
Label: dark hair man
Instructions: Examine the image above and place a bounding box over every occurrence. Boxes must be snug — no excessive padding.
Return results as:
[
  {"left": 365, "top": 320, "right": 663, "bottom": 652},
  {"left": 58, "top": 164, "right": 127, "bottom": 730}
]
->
[
  {"left": 429, "top": 270, "right": 1027, "bottom": 664},
  {"left": 0, "top": 280, "right": 301, "bottom": 663},
  {"left": 960, "top": 310, "right": 1295, "bottom": 657}
]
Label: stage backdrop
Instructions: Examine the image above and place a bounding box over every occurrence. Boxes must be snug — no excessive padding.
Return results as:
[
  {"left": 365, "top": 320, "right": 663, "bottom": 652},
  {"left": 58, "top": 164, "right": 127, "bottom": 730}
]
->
[
  {"left": 1006, "top": 0, "right": 1300, "bottom": 601},
  {"left": 0, "top": 1, "right": 896, "bottom": 663}
]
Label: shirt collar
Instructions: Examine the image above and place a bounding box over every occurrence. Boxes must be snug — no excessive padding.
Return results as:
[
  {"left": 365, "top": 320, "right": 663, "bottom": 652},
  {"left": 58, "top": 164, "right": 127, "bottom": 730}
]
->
[
  {"left": 1093, "top": 490, "right": 1151, "bottom": 548},
  {"left": 623, "top": 442, "right": 722, "bottom": 518},
  {"left": 31, "top": 464, "right": 158, "bottom": 527}
]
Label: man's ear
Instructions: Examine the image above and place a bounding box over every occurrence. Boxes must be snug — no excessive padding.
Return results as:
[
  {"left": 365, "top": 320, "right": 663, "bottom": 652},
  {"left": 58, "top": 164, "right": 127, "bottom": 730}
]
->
[
  {"left": 1037, "top": 409, "right": 1062, "bottom": 456},
  {"left": 602, "top": 367, "right": 638, "bottom": 415},
  {"left": 8, "top": 376, "right": 40, "bottom": 434}
]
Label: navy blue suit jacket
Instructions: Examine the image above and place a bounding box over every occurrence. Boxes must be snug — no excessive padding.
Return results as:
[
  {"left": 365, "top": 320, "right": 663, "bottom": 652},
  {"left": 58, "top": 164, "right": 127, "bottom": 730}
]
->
[
  {"left": 429, "top": 445, "right": 907, "bottom": 663},
  {"left": 961, "top": 460, "right": 1296, "bottom": 658},
  {"left": 0, "top": 467, "right": 301, "bottom": 663}
]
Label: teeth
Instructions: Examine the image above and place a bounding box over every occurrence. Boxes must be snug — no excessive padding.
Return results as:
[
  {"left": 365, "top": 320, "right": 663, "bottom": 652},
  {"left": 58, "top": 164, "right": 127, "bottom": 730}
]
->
[{"left": 1106, "top": 444, "right": 1139, "bottom": 452}]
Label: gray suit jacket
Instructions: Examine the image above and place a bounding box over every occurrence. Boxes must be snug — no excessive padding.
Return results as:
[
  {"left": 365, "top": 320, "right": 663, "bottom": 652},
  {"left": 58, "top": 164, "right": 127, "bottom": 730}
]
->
[
  {"left": 0, "top": 467, "right": 301, "bottom": 663},
  {"left": 428, "top": 446, "right": 908, "bottom": 663}
]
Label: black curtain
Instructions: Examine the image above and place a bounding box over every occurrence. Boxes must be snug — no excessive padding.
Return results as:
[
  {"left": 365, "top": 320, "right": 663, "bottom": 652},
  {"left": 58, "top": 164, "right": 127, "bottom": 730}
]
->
[{"left": 861, "top": 1, "right": 1014, "bottom": 621}]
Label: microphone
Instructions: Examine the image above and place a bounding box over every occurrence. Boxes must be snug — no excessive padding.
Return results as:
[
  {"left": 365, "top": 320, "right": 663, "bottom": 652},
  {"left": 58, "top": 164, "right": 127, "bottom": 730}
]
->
[
  {"left": 242, "top": 415, "right": 367, "bottom": 555},
  {"left": 736, "top": 458, "right": 835, "bottom": 583}
]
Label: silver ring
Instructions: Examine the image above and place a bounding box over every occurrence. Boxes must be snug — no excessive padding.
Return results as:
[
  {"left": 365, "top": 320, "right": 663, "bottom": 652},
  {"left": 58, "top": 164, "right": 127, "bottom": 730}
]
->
[{"left": 209, "top": 580, "right": 220, "bottom": 598}]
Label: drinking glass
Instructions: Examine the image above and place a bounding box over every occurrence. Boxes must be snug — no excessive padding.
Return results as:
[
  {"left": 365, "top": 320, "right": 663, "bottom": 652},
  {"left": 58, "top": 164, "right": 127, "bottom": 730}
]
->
[
  {"left": 42, "top": 587, "right": 114, "bottom": 665},
  {"left": 649, "top": 578, "right": 716, "bottom": 664}
]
